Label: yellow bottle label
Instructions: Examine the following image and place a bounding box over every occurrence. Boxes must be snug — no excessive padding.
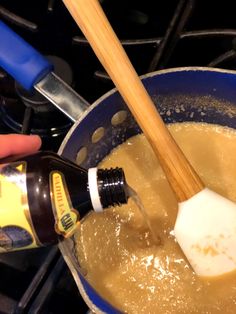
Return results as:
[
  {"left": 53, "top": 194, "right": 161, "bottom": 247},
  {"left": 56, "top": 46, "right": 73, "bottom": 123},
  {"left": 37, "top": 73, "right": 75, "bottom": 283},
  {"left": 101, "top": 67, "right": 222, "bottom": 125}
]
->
[
  {"left": 0, "top": 162, "right": 40, "bottom": 252},
  {"left": 50, "top": 171, "right": 80, "bottom": 238}
]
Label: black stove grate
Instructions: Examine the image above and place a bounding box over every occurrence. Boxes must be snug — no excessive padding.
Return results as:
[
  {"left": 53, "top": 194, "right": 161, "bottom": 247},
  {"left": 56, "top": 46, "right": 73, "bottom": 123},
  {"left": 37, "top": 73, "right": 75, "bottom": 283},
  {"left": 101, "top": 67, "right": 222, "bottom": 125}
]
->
[{"left": 1, "top": 0, "right": 236, "bottom": 313}]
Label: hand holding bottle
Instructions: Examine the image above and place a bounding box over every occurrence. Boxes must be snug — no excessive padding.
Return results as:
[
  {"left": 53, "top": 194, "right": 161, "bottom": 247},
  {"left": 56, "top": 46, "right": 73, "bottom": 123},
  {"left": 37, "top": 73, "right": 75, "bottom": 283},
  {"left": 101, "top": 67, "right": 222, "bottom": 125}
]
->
[
  {"left": 0, "top": 134, "right": 41, "bottom": 158},
  {"left": 0, "top": 147, "right": 129, "bottom": 252}
]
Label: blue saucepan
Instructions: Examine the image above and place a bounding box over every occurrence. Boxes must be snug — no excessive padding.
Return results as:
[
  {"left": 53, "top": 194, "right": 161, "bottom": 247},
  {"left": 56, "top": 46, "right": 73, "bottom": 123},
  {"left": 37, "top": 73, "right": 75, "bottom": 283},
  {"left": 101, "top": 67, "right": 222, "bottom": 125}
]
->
[{"left": 58, "top": 67, "right": 236, "bottom": 313}]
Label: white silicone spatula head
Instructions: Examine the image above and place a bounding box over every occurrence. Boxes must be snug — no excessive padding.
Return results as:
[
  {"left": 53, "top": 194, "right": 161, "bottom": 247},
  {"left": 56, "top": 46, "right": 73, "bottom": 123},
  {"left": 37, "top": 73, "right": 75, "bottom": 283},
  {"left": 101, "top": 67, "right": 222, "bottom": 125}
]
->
[
  {"left": 63, "top": 0, "right": 236, "bottom": 278},
  {"left": 175, "top": 188, "right": 236, "bottom": 277}
]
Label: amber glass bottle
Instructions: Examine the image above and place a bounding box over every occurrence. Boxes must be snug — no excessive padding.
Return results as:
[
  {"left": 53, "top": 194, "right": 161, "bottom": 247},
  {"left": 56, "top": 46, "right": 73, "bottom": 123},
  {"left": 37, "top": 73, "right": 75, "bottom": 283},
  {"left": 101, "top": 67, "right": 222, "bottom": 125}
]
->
[{"left": 0, "top": 151, "right": 129, "bottom": 252}]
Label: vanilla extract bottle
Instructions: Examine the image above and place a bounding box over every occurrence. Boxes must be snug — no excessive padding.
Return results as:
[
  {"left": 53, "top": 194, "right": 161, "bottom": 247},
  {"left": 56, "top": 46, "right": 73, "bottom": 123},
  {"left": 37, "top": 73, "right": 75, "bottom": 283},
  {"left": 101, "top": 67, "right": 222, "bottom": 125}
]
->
[{"left": 0, "top": 151, "right": 129, "bottom": 252}]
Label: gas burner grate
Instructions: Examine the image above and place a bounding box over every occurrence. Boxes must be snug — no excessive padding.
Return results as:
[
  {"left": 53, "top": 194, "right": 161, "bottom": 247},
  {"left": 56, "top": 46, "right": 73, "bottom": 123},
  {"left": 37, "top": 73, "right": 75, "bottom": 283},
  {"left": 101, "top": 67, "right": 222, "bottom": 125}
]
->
[{"left": 1, "top": 0, "right": 236, "bottom": 104}]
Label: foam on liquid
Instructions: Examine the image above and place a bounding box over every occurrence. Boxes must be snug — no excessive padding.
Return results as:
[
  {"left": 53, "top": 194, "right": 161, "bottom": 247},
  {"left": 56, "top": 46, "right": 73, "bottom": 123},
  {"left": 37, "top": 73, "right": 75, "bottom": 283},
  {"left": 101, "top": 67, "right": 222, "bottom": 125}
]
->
[{"left": 75, "top": 122, "right": 236, "bottom": 313}]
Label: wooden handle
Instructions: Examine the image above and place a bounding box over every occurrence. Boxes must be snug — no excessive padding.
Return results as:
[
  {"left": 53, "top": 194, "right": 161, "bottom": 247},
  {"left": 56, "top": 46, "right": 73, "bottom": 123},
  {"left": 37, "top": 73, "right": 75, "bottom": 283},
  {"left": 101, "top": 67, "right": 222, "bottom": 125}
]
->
[{"left": 63, "top": 0, "right": 204, "bottom": 202}]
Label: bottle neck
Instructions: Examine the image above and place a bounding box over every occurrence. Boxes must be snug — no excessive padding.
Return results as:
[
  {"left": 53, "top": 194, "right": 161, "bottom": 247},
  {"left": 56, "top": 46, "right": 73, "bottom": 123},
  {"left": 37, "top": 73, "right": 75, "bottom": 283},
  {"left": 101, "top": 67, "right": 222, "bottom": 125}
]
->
[{"left": 88, "top": 167, "right": 129, "bottom": 212}]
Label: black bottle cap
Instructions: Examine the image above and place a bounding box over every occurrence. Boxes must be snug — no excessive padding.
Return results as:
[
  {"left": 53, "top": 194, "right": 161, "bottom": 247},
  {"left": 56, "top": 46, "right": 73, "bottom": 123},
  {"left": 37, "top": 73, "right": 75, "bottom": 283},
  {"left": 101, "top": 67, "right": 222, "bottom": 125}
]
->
[{"left": 97, "top": 167, "right": 129, "bottom": 208}]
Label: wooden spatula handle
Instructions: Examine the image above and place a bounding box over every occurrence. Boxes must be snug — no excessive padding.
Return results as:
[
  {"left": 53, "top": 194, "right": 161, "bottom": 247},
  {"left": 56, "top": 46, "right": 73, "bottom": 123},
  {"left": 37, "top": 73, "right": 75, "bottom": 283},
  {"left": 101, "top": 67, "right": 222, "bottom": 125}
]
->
[{"left": 63, "top": 0, "right": 204, "bottom": 202}]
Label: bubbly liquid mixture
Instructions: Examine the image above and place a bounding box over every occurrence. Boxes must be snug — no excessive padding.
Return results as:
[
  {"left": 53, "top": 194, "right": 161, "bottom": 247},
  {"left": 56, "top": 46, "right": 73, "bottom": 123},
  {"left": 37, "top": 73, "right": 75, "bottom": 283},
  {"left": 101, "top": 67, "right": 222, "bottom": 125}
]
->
[{"left": 75, "top": 122, "right": 236, "bottom": 314}]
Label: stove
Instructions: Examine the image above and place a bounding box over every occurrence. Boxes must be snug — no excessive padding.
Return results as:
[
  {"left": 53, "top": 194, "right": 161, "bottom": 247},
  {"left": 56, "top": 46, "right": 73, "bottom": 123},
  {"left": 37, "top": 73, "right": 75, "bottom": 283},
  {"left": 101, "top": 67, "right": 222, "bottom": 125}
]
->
[{"left": 1, "top": 0, "right": 236, "bottom": 313}]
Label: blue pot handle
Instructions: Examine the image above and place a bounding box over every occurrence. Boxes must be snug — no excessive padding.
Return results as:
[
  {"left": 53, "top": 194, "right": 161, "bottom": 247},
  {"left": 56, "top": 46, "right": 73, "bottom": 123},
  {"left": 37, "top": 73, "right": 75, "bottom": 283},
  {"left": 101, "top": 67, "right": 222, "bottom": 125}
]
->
[{"left": 0, "top": 20, "right": 53, "bottom": 91}]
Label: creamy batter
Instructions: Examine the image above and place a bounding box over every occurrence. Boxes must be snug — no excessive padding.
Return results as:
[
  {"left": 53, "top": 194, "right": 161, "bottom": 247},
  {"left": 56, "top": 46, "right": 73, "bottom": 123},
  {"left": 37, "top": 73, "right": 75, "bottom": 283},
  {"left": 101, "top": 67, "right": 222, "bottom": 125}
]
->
[{"left": 75, "top": 122, "right": 236, "bottom": 314}]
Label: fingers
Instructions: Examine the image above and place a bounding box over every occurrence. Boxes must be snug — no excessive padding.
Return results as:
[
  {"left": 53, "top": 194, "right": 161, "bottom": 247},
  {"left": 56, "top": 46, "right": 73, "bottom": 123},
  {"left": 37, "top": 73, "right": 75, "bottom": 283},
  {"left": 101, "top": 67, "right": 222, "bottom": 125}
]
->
[{"left": 0, "top": 134, "right": 42, "bottom": 158}]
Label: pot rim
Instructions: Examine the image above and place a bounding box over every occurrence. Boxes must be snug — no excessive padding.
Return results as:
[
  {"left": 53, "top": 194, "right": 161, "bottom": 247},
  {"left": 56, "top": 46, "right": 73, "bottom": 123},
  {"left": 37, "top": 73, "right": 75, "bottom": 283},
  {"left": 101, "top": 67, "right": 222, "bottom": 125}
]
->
[{"left": 58, "top": 66, "right": 236, "bottom": 155}]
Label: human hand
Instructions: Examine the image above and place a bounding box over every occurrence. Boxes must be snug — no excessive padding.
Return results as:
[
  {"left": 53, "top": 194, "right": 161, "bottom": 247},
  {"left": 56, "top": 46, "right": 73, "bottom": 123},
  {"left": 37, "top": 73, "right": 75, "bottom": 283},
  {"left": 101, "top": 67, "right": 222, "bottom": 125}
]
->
[{"left": 0, "top": 134, "right": 42, "bottom": 159}]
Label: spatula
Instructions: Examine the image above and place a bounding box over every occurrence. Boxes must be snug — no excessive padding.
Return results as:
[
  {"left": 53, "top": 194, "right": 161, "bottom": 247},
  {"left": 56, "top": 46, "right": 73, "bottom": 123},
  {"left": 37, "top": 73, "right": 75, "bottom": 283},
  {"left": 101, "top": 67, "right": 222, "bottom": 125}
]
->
[{"left": 62, "top": 0, "right": 236, "bottom": 278}]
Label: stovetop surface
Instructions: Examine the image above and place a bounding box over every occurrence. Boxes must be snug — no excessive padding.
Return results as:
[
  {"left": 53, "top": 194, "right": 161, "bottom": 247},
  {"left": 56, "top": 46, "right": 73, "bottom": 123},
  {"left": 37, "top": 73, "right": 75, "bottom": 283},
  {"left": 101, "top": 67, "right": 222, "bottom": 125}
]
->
[{"left": 1, "top": 0, "right": 236, "bottom": 313}]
